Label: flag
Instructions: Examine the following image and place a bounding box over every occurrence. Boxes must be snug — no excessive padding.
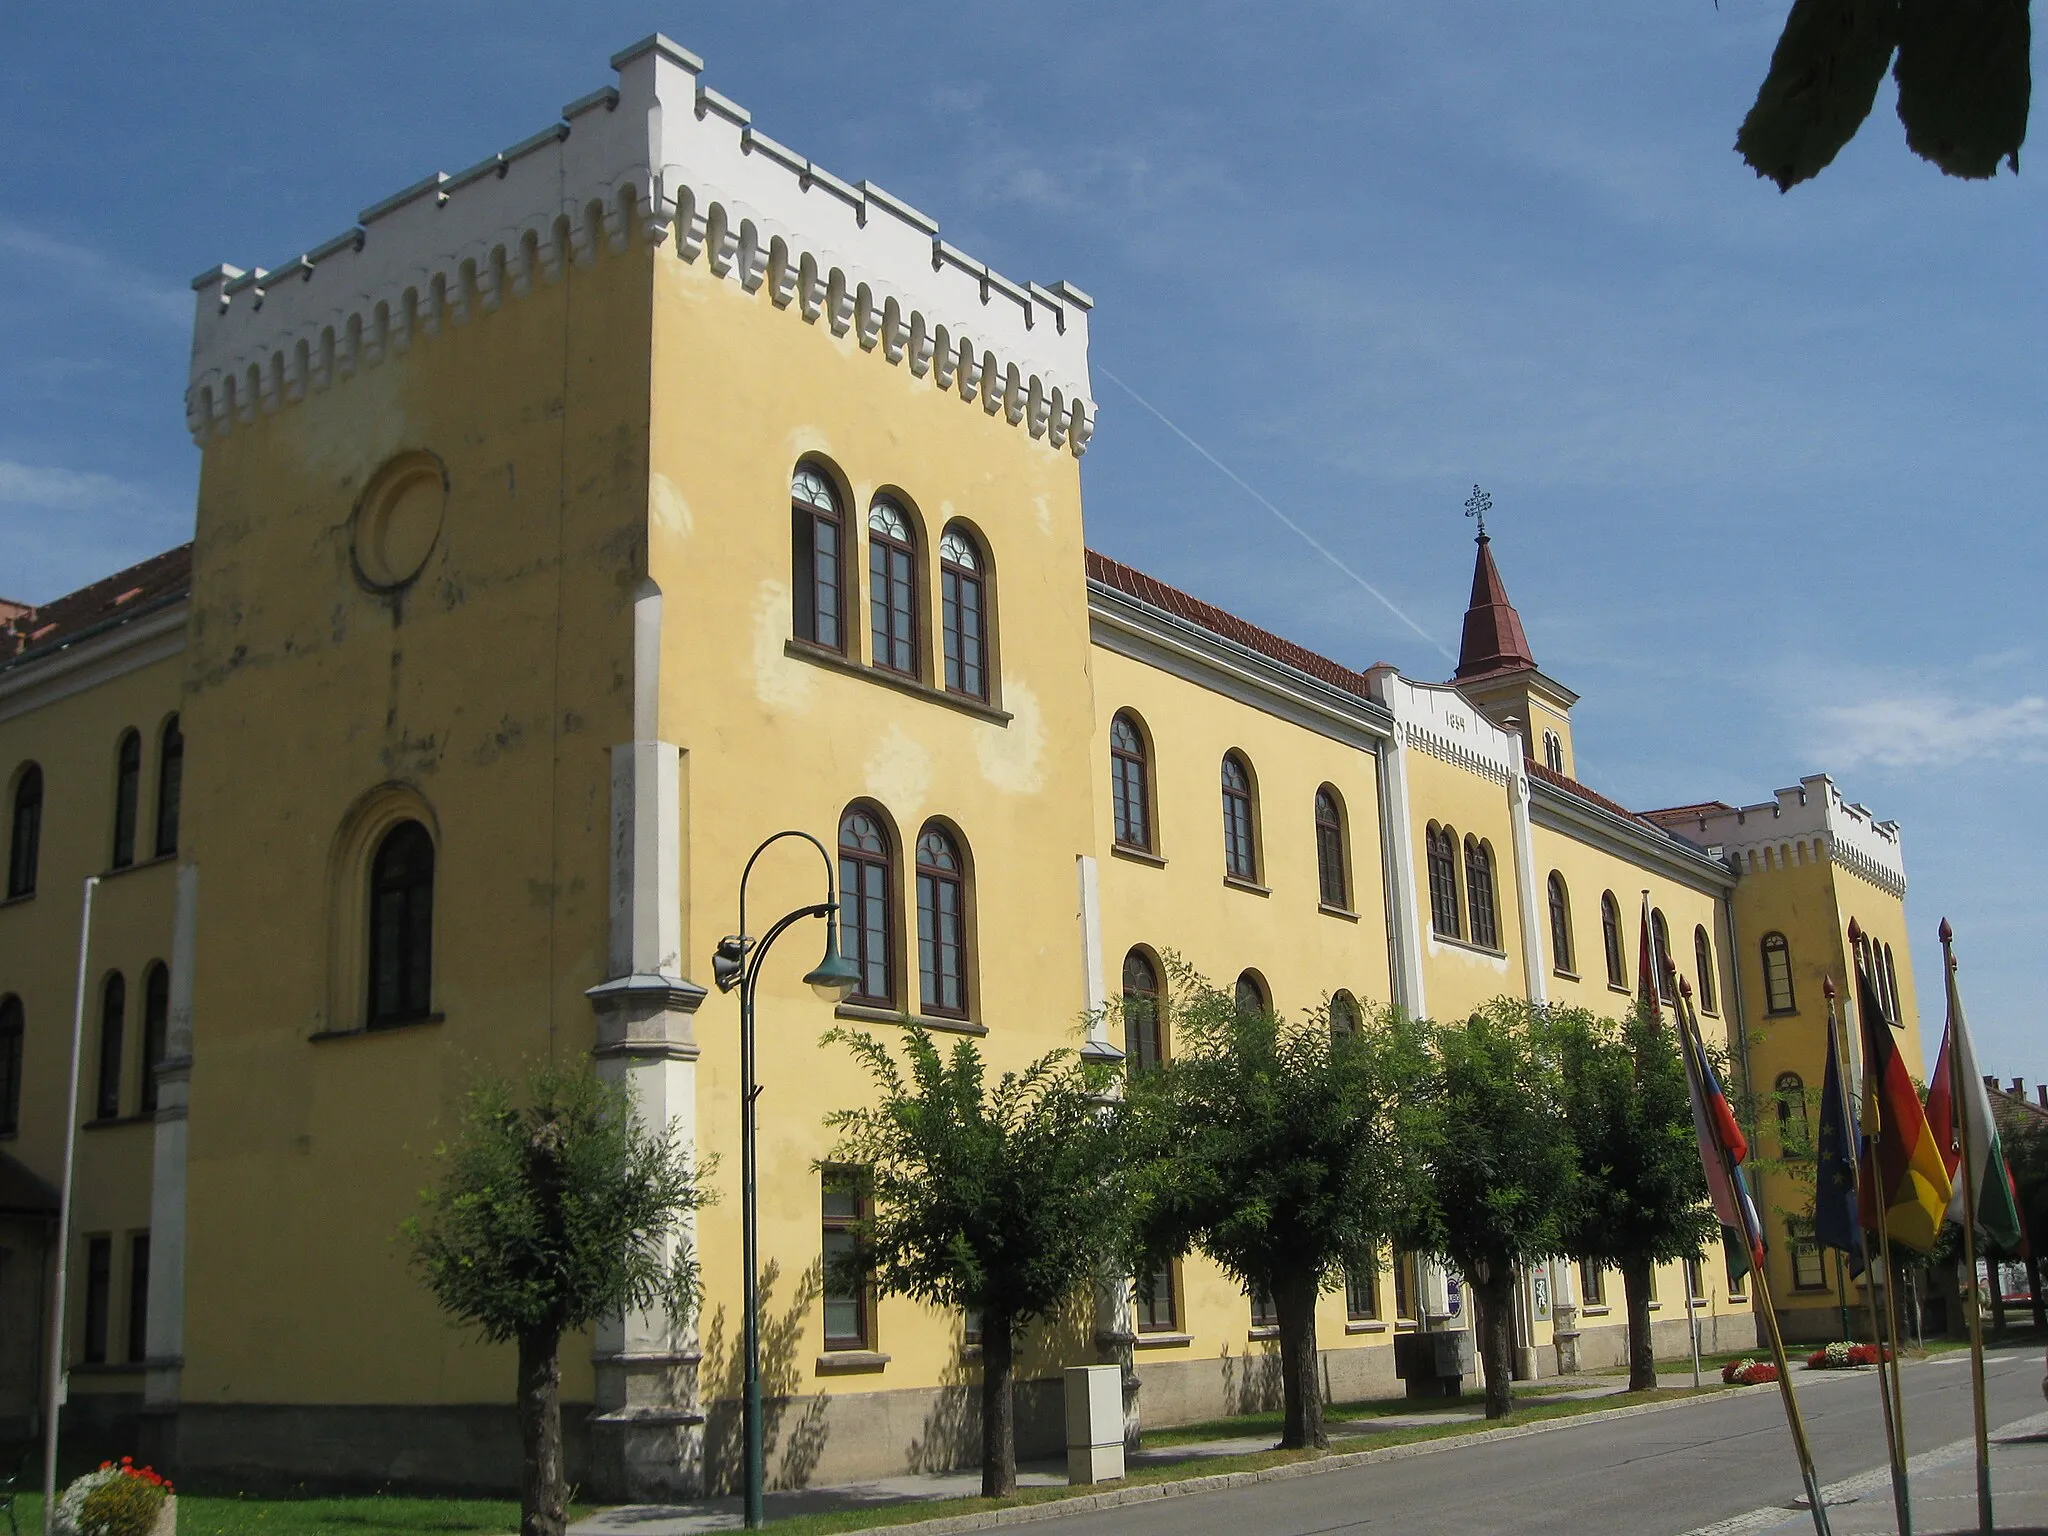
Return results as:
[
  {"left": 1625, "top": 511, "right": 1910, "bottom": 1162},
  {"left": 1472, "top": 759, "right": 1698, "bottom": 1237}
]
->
[
  {"left": 1637, "top": 894, "right": 1663, "bottom": 1023},
  {"left": 1856, "top": 955, "right": 1952, "bottom": 1253},
  {"left": 1812, "top": 1011, "right": 1863, "bottom": 1263},
  {"left": 1926, "top": 939, "right": 2023, "bottom": 1252},
  {"left": 1678, "top": 997, "right": 1764, "bottom": 1276}
]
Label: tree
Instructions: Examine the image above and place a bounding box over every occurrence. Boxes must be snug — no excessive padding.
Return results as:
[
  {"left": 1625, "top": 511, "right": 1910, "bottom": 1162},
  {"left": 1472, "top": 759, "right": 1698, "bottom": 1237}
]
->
[
  {"left": 1736, "top": 0, "right": 2029, "bottom": 193},
  {"left": 406, "top": 1065, "right": 708, "bottom": 1536},
  {"left": 822, "top": 1026, "right": 1130, "bottom": 1498},
  {"left": 1125, "top": 961, "right": 1416, "bottom": 1451},
  {"left": 1549, "top": 1004, "right": 1716, "bottom": 1392},
  {"left": 1398, "top": 1000, "right": 1579, "bottom": 1420}
]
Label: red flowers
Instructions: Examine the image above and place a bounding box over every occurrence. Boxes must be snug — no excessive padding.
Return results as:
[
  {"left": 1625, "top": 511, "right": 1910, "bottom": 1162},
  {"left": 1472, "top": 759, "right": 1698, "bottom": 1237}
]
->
[{"left": 96, "top": 1455, "right": 173, "bottom": 1492}]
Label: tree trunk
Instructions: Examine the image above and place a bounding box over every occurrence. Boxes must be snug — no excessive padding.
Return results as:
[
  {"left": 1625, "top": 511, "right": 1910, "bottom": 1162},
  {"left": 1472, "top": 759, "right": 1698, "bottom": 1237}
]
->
[
  {"left": 1620, "top": 1255, "right": 1656, "bottom": 1393},
  {"left": 2027, "top": 1253, "right": 2045, "bottom": 1331},
  {"left": 517, "top": 1323, "right": 566, "bottom": 1536},
  {"left": 1477, "top": 1270, "right": 1516, "bottom": 1419},
  {"left": 1274, "top": 1268, "right": 1326, "bottom": 1451},
  {"left": 980, "top": 1311, "right": 1016, "bottom": 1499},
  {"left": 1990, "top": 1254, "right": 2008, "bottom": 1333}
]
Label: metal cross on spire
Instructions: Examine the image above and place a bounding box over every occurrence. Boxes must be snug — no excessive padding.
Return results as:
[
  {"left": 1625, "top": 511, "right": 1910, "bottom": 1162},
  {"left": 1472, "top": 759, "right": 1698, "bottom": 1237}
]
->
[{"left": 1464, "top": 484, "right": 1492, "bottom": 540}]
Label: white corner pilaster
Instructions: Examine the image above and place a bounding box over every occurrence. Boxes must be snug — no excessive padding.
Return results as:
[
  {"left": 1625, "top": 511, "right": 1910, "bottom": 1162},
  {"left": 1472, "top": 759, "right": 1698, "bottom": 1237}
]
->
[
  {"left": 1376, "top": 740, "right": 1426, "bottom": 1019},
  {"left": 1075, "top": 855, "right": 1119, "bottom": 1066},
  {"left": 142, "top": 863, "right": 198, "bottom": 1457},
  {"left": 1508, "top": 772, "right": 1547, "bottom": 1006}
]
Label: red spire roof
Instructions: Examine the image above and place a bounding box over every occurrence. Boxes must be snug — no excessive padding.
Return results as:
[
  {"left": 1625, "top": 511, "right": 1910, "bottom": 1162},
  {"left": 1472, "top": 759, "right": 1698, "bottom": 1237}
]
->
[{"left": 1454, "top": 534, "right": 1536, "bottom": 681}]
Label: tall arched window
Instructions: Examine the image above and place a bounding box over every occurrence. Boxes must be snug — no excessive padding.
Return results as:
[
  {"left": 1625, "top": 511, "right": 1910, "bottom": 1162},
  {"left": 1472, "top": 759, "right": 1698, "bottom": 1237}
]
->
[
  {"left": 938, "top": 525, "right": 987, "bottom": 700},
  {"left": 1465, "top": 837, "right": 1499, "bottom": 950},
  {"left": 153, "top": 715, "right": 183, "bottom": 858},
  {"left": 96, "top": 972, "right": 126, "bottom": 1121},
  {"left": 791, "top": 464, "right": 846, "bottom": 651},
  {"left": 1220, "top": 754, "right": 1258, "bottom": 881},
  {"left": 7, "top": 764, "right": 41, "bottom": 899},
  {"left": 1329, "top": 990, "right": 1362, "bottom": 1038},
  {"left": 838, "top": 807, "right": 895, "bottom": 1006},
  {"left": 1882, "top": 942, "right": 1902, "bottom": 1025},
  {"left": 916, "top": 824, "right": 969, "bottom": 1018},
  {"left": 1314, "top": 788, "right": 1349, "bottom": 909},
  {"left": 112, "top": 729, "right": 142, "bottom": 869},
  {"left": 1122, "top": 949, "right": 1163, "bottom": 1073},
  {"left": 1651, "top": 908, "right": 1673, "bottom": 1000},
  {"left": 867, "top": 499, "right": 919, "bottom": 677},
  {"left": 1694, "top": 926, "right": 1717, "bottom": 1013},
  {"left": 368, "top": 820, "right": 435, "bottom": 1027},
  {"left": 1234, "top": 969, "right": 1270, "bottom": 1016},
  {"left": 1547, "top": 872, "right": 1574, "bottom": 974},
  {"left": 1109, "top": 713, "right": 1152, "bottom": 852},
  {"left": 0, "top": 995, "right": 22, "bottom": 1135},
  {"left": 1774, "top": 1071, "right": 1811, "bottom": 1158},
  {"left": 1600, "top": 892, "right": 1625, "bottom": 988},
  {"left": 1427, "top": 825, "right": 1461, "bottom": 939},
  {"left": 1761, "top": 932, "right": 1796, "bottom": 1014},
  {"left": 141, "top": 962, "right": 170, "bottom": 1115}
]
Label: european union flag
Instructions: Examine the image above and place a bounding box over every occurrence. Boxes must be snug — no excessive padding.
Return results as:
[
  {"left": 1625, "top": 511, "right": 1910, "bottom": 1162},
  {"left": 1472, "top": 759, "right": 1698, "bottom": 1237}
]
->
[{"left": 1814, "top": 1012, "right": 1862, "bottom": 1270}]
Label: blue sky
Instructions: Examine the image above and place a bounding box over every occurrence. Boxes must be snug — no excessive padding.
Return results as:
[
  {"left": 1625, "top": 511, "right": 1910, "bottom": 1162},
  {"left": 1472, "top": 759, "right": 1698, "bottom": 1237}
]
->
[{"left": 5, "top": 4, "right": 2042, "bottom": 1070}]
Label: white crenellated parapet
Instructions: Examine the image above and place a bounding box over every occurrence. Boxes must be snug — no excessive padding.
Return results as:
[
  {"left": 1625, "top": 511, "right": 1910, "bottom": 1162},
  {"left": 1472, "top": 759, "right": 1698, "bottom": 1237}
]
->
[
  {"left": 1669, "top": 774, "right": 1907, "bottom": 900},
  {"left": 184, "top": 35, "right": 1096, "bottom": 456}
]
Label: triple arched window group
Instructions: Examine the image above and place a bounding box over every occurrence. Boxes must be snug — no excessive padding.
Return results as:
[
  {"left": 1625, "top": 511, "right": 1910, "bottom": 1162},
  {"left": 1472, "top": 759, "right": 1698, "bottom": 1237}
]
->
[
  {"left": 1425, "top": 823, "right": 1500, "bottom": 951},
  {"left": 837, "top": 803, "right": 975, "bottom": 1020},
  {"left": 1547, "top": 875, "right": 1718, "bottom": 1012},
  {"left": 6, "top": 717, "right": 182, "bottom": 901},
  {"left": 1119, "top": 944, "right": 1361, "bottom": 1074},
  {"left": 792, "top": 462, "right": 993, "bottom": 703}
]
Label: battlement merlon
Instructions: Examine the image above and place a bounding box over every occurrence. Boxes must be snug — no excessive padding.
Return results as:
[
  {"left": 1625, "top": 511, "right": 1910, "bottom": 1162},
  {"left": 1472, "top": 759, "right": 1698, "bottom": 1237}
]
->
[
  {"left": 184, "top": 35, "right": 1097, "bottom": 454},
  {"left": 1676, "top": 774, "right": 1907, "bottom": 900}
]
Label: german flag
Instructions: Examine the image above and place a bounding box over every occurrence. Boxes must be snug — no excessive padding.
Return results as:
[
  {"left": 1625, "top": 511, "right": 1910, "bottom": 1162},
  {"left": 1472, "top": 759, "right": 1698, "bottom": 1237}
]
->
[{"left": 1855, "top": 937, "right": 1952, "bottom": 1253}]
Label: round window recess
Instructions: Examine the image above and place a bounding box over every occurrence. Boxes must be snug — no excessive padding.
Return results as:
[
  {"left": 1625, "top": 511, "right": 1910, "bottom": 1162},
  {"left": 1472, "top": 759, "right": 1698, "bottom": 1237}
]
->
[{"left": 351, "top": 452, "right": 448, "bottom": 592}]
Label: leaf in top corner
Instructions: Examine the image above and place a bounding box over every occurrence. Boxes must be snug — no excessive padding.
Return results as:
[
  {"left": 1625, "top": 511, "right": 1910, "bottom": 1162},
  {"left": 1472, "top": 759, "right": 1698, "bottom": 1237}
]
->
[
  {"left": 1736, "top": 0, "right": 1902, "bottom": 190},
  {"left": 1895, "top": 0, "right": 2030, "bottom": 179}
]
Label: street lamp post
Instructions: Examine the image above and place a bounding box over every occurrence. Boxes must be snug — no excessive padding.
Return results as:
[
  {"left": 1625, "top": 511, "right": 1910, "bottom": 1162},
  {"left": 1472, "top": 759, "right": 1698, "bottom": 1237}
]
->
[{"left": 713, "top": 831, "right": 860, "bottom": 1531}]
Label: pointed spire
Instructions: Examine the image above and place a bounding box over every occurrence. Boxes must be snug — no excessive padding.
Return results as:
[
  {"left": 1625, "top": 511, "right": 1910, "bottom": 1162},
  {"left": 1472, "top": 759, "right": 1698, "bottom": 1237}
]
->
[{"left": 1454, "top": 530, "right": 1536, "bottom": 680}]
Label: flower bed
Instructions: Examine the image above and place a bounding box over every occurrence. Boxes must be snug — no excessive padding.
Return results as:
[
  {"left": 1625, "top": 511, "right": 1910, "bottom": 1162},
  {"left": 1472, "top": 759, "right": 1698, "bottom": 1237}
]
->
[
  {"left": 1720, "top": 1357, "right": 1780, "bottom": 1385},
  {"left": 55, "top": 1457, "right": 175, "bottom": 1536},
  {"left": 1805, "top": 1341, "right": 1890, "bottom": 1370}
]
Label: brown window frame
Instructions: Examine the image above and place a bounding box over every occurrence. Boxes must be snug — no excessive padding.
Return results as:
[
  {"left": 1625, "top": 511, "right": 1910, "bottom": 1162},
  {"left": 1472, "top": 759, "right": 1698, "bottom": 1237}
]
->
[
  {"left": 791, "top": 466, "right": 848, "bottom": 654},
  {"left": 1122, "top": 949, "right": 1164, "bottom": 1074},
  {"left": 1788, "top": 1217, "right": 1826, "bottom": 1291},
  {"left": 1249, "top": 1284, "right": 1279, "bottom": 1329},
  {"left": 1601, "top": 892, "right": 1626, "bottom": 988},
  {"left": 1220, "top": 754, "right": 1257, "bottom": 881},
  {"left": 821, "top": 1168, "right": 874, "bottom": 1351},
  {"left": 1345, "top": 1258, "right": 1379, "bottom": 1322},
  {"left": 153, "top": 715, "right": 183, "bottom": 859},
  {"left": 1694, "top": 926, "right": 1717, "bottom": 1013},
  {"left": 1392, "top": 1250, "right": 1419, "bottom": 1322},
  {"left": 1427, "top": 825, "right": 1461, "bottom": 939},
  {"left": 1775, "top": 1071, "right": 1811, "bottom": 1159},
  {"left": 937, "top": 525, "right": 988, "bottom": 701},
  {"left": 867, "top": 500, "right": 920, "bottom": 679},
  {"left": 367, "top": 820, "right": 435, "bottom": 1028},
  {"left": 1234, "top": 969, "right": 1269, "bottom": 1017},
  {"left": 95, "top": 972, "right": 125, "bottom": 1122},
  {"left": 1464, "top": 836, "right": 1499, "bottom": 950},
  {"left": 8, "top": 763, "right": 42, "bottom": 899},
  {"left": 838, "top": 807, "right": 896, "bottom": 1008},
  {"left": 1110, "top": 713, "right": 1152, "bottom": 852},
  {"left": 1579, "top": 1259, "right": 1606, "bottom": 1307},
  {"left": 1314, "top": 787, "right": 1348, "bottom": 908},
  {"left": 1761, "top": 932, "right": 1796, "bottom": 1014},
  {"left": 1651, "top": 908, "right": 1674, "bottom": 1001},
  {"left": 915, "top": 824, "right": 969, "bottom": 1019},
  {"left": 1329, "top": 989, "right": 1362, "bottom": 1039},
  {"left": 112, "top": 729, "right": 141, "bottom": 870},
  {"left": 1135, "top": 1260, "right": 1179, "bottom": 1334},
  {"left": 1548, "top": 872, "right": 1574, "bottom": 973}
]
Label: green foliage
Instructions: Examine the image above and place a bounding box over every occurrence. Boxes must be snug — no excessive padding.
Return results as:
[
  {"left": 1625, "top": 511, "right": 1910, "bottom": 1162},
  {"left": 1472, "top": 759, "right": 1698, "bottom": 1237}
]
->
[{"left": 404, "top": 1064, "right": 709, "bottom": 1342}]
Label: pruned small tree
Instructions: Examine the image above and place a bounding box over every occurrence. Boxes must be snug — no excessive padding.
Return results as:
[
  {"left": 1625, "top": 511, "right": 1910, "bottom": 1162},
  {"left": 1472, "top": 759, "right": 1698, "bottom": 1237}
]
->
[
  {"left": 1125, "top": 960, "right": 1416, "bottom": 1451},
  {"left": 1548, "top": 1003, "right": 1715, "bottom": 1392},
  {"left": 822, "top": 1026, "right": 1130, "bottom": 1498},
  {"left": 1398, "top": 1000, "right": 1579, "bottom": 1420},
  {"left": 406, "top": 1065, "right": 709, "bottom": 1536}
]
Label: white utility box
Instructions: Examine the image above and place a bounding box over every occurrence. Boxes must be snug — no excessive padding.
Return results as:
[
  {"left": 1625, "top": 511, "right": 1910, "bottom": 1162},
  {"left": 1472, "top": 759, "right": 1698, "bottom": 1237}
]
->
[{"left": 1063, "top": 1364, "right": 1126, "bottom": 1485}]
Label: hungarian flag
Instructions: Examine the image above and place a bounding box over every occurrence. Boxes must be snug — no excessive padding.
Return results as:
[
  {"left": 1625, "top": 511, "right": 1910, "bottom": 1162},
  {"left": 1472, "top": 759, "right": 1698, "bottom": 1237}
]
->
[
  {"left": 1856, "top": 955, "right": 1952, "bottom": 1252},
  {"left": 1678, "top": 993, "right": 1764, "bottom": 1276},
  {"left": 1925, "top": 932, "right": 2022, "bottom": 1252},
  {"left": 1812, "top": 1010, "right": 1863, "bottom": 1265}
]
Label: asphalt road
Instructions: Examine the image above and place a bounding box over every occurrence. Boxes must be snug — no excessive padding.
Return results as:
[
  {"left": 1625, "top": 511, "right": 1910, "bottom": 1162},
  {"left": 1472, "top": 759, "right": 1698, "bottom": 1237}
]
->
[{"left": 1036, "top": 1348, "right": 2045, "bottom": 1535}]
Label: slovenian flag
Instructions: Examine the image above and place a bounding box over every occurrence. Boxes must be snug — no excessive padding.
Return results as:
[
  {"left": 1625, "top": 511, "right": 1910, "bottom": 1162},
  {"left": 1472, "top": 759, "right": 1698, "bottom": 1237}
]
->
[{"left": 1678, "top": 992, "right": 1764, "bottom": 1277}]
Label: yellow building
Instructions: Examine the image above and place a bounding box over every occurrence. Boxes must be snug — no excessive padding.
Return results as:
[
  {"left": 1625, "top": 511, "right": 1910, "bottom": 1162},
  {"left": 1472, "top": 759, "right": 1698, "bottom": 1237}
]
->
[{"left": 0, "top": 34, "right": 1926, "bottom": 1497}]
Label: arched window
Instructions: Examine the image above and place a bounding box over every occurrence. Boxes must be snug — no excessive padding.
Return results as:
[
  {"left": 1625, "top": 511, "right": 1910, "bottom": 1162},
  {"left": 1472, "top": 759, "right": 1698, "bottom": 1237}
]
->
[
  {"left": 1220, "top": 754, "right": 1258, "bottom": 881},
  {"left": 1234, "top": 969, "right": 1270, "bottom": 1016},
  {"left": 112, "top": 729, "right": 142, "bottom": 869},
  {"left": 367, "top": 820, "right": 435, "bottom": 1027},
  {"left": 7, "top": 765, "right": 41, "bottom": 900},
  {"left": 154, "top": 715, "right": 183, "bottom": 859},
  {"left": 96, "top": 972, "right": 126, "bottom": 1121},
  {"left": 1774, "top": 1071, "right": 1811, "bottom": 1158},
  {"left": 1600, "top": 892, "right": 1625, "bottom": 988},
  {"left": 1427, "top": 825, "right": 1461, "bottom": 939},
  {"left": 0, "top": 995, "right": 22, "bottom": 1135},
  {"left": 791, "top": 464, "right": 846, "bottom": 651},
  {"left": 1329, "top": 989, "right": 1362, "bottom": 1038},
  {"left": 1547, "top": 872, "right": 1574, "bottom": 974},
  {"left": 141, "top": 962, "right": 170, "bottom": 1115},
  {"left": 1314, "top": 788, "right": 1349, "bottom": 909},
  {"left": 1882, "top": 942, "right": 1902, "bottom": 1025},
  {"left": 937, "top": 525, "right": 987, "bottom": 700},
  {"left": 838, "top": 807, "right": 895, "bottom": 1006},
  {"left": 1651, "top": 908, "right": 1673, "bottom": 1000},
  {"left": 916, "top": 824, "right": 968, "bottom": 1018},
  {"left": 1465, "top": 837, "right": 1499, "bottom": 951},
  {"left": 1761, "top": 932, "right": 1796, "bottom": 1014},
  {"left": 1122, "top": 949, "right": 1163, "bottom": 1073},
  {"left": 1542, "top": 730, "right": 1565, "bottom": 774},
  {"left": 1109, "top": 712, "right": 1152, "bottom": 852},
  {"left": 867, "top": 498, "right": 919, "bottom": 677},
  {"left": 1694, "top": 926, "right": 1717, "bottom": 1013}
]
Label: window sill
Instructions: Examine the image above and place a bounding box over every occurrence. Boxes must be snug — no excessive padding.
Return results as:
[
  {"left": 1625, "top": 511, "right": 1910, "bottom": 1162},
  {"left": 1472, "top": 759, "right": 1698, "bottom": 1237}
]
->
[
  {"left": 1553, "top": 968, "right": 1580, "bottom": 982},
  {"left": 1318, "top": 903, "right": 1360, "bottom": 923},
  {"left": 1432, "top": 932, "right": 1507, "bottom": 960},
  {"left": 1111, "top": 844, "right": 1166, "bottom": 869},
  {"left": 1688, "top": 1297, "right": 1710, "bottom": 1310},
  {"left": 70, "top": 1361, "right": 145, "bottom": 1377},
  {"left": 1646, "top": 1302, "right": 1663, "bottom": 1311},
  {"left": 816, "top": 1351, "right": 890, "bottom": 1374},
  {"left": 1222, "top": 875, "right": 1270, "bottom": 898},
  {"left": 0, "top": 892, "right": 33, "bottom": 911},
  {"left": 98, "top": 852, "right": 176, "bottom": 883},
  {"left": 1608, "top": 983, "right": 1633, "bottom": 996},
  {"left": 83, "top": 1114, "right": 153, "bottom": 1131},
  {"left": 1344, "top": 1319, "right": 1389, "bottom": 1334},
  {"left": 833, "top": 1002, "right": 988, "bottom": 1037},
  {"left": 310, "top": 1014, "right": 446, "bottom": 1042},
  {"left": 1393, "top": 1319, "right": 1419, "bottom": 1333},
  {"left": 1133, "top": 1332, "right": 1192, "bottom": 1349},
  {"left": 1247, "top": 1325, "right": 1280, "bottom": 1341},
  {"left": 1766, "top": 1008, "right": 1799, "bottom": 1019},
  {"left": 1581, "top": 1305, "right": 1611, "bottom": 1317},
  {"left": 785, "top": 639, "right": 1011, "bottom": 726}
]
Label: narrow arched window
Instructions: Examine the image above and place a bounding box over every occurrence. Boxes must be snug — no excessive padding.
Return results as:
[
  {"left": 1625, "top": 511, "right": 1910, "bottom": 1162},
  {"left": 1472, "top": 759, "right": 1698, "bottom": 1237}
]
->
[
  {"left": 937, "top": 525, "right": 987, "bottom": 700},
  {"left": 154, "top": 715, "right": 183, "bottom": 858},
  {"left": 1314, "top": 788, "right": 1349, "bottom": 909},
  {"left": 8, "top": 764, "right": 42, "bottom": 899},
  {"left": 1234, "top": 969, "right": 1269, "bottom": 1016},
  {"left": 1109, "top": 713, "right": 1152, "bottom": 852},
  {"left": 1651, "top": 908, "right": 1673, "bottom": 1000},
  {"left": 1774, "top": 1071, "right": 1811, "bottom": 1158},
  {"left": 96, "top": 972, "right": 126, "bottom": 1121},
  {"left": 367, "top": 820, "right": 435, "bottom": 1027},
  {"left": 1761, "top": 932, "right": 1795, "bottom": 1014},
  {"left": 1220, "top": 754, "right": 1257, "bottom": 881},
  {"left": 792, "top": 465, "right": 846, "bottom": 651},
  {"left": 1122, "top": 949, "right": 1163, "bottom": 1073},
  {"left": 1465, "top": 837, "right": 1499, "bottom": 950},
  {"left": 1694, "top": 926, "right": 1717, "bottom": 1013},
  {"left": 838, "top": 807, "right": 895, "bottom": 1006},
  {"left": 1547, "top": 872, "right": 1573, "bottom": 974},
  {"left": 141, "top": 962, "right": 170, "bottom": 1115},
  {"left": 867, "top": 499, "right": 919, "bottom": 676},
  {"left": 1542, "top": 730, "right": 1565, "bottom": 774},
  {"left": 0, "top": 995, "right": 23, "bottom": 1135},
  {"left": 1330, "top": 990, "right": 1362, "bottom": 1038},
  {"left": 112, "top": 729, "right": 142, "bottom": 869},
  {"left": 1882, "top": 942, "right": 1902, "bottom": 1025},
  {"left": 916, "top": 824, "right": 968, "bottom": 1018},
  {"left": 1427, "top": 825, "right": 1461, "bottom": 939},
  {"left": 1601, "top": 892, "right": 1625, "bottom": 988}
]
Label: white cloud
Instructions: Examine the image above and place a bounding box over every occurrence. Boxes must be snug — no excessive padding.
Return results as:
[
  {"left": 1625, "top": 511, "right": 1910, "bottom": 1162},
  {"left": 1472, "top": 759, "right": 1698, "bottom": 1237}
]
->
[
  {"left": 0, "top": 459, "right": 160, "bottom": 515},
  {"left": 0, "top": 223, "right": 188, "bottom": 329},
  {"left": 1813, "top": 692, "right": 2048, "bottom": 771}
]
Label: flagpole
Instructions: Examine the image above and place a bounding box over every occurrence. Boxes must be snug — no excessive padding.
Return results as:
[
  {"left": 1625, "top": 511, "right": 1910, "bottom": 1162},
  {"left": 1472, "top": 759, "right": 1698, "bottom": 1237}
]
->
[{"left": 1941, "top": 918, "right": 1994, "bottom": 1536}]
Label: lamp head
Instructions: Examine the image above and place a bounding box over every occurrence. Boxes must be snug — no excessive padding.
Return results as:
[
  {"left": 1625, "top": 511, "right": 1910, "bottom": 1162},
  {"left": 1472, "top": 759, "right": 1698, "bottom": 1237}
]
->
[
  {"left": 803, "top": 920, "right": 862, "bottom": 1004},
  {"left": 713, "top": 935, "right": 751, "bottom": 994}
]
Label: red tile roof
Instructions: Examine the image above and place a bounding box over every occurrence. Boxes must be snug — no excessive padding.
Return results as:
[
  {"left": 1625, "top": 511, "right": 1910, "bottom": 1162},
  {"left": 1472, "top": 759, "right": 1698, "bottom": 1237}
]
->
[
  {"left": 1642, "top": 802, "right": 1737, "bottom": 828},
  {"left": 1455, "top": 535, "right": 1536, "bottom": 681},
  {"left": 2, "top": 544, "right": 193, "bottom": 665},
  {"left": 1526, "top": 757, "right": 1673, "bottom": 839}
]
